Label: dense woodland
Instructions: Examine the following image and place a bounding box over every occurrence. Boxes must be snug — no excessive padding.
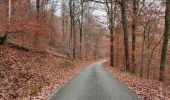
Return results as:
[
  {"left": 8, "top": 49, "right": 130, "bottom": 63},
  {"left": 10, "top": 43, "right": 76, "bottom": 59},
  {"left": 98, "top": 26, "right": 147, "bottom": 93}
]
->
[{"left": 0, "top": 0, "right": 170, "bottom": 89}]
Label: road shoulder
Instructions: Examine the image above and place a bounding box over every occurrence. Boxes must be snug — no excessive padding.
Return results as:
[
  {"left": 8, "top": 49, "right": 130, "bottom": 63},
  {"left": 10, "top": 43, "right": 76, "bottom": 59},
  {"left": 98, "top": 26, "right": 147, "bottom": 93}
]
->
[{"left": 104, "top": 62, "right": 170, "bottom": 100}]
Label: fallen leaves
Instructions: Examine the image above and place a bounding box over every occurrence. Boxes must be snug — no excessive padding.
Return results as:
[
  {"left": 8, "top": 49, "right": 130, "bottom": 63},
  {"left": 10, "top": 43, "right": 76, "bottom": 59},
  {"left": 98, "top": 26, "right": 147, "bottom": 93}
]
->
[
  {"left": 104, "top": 62, "right": 170, "bottom": 100},
  {"left": 0, "top": 45, "right": 86, "bottom": 100}
]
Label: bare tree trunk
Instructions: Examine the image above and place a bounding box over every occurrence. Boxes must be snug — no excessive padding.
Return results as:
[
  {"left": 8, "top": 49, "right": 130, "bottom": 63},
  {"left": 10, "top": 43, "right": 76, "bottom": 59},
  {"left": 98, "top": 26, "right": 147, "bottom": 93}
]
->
[
  {"left": 49, "top": 12, "right": 54, "bottom": 46},
  {"left": 69, "top": 0, "right": 73, "bottom": 57},
  {"left": 140, "top": 23, "right": 148, "bottom": 77},
  {"left": 33, "top": 0, "right": 40, "bottom": 48},
  {"left": 8, "top": 0, "right": 11, "bottom": 24},
  {"left": 62, "top": 0, "right": 66, "bottom": 41},
  {"left": 105, "top": 0, "right": 115, "bottom": 67},
  {"left": 159, "top": 0, "right": 170, "bottom": 82},
  {"left": 79, "top": 0, "right": 84, "bottom": 59},
  {"left": 121, "top": 0, "right": 130, "bottom": 71},
  {"left": 110, "top": 4, "right": 114, "bottom": 67},
  {"left": 69, "top": 0, "right": 76, "bottom": 58},
  {"left": 72, "top": 1, "right": 76, "bottom": 59},
  {"left": 116, "top": 27, "right": 119, "bottom": 67},
  {"left": 131, "top": 0, "right": 138, "bottom": 73},
  {"left": 147, "top": 35, "right": 163, "bottom": 79},
  {"left": 0, "top": 0, "right": 11, "bottom": 44}
]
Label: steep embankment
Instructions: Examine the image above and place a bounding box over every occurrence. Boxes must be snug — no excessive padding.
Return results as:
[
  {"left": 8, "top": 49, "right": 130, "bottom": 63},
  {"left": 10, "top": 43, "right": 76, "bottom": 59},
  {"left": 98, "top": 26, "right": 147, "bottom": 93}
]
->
[{"left": 0, "top": 45, "right": 86, "bottom": 100}]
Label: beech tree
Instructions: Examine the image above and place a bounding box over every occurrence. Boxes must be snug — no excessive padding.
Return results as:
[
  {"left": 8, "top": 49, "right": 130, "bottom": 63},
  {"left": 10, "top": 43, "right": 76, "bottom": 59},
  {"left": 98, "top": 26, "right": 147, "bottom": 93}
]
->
[
  {"left": 0, "top": 0, "right": 169, "bottom": 83},
  {"left": 105, "top": 0, "right": 115, "bottom": 67},
  {"left": 159, "top": 0, "right": 170, "bottom": 82},
  {"left": 69, "top": 0, "right": 76, "bottom": 58},
  {"left": 121, "top": 0, "right": 130, "bottom": 71},
  {"left": 131, "top": 0, "right": 139, "bottom": 73}
]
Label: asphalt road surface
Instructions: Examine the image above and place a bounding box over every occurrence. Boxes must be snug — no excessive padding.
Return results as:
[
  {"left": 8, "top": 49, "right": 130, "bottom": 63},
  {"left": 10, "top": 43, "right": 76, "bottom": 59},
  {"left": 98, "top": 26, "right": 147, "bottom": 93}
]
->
[{"left": 49, "top": 62, "right": 139, "bottom": 100}]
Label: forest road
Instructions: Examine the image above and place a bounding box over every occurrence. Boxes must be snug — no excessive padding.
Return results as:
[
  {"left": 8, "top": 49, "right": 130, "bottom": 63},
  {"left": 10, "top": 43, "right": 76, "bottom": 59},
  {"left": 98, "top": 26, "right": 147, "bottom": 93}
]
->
[{"left": 48, "top": 62, "right": 139, "bottom": 100}]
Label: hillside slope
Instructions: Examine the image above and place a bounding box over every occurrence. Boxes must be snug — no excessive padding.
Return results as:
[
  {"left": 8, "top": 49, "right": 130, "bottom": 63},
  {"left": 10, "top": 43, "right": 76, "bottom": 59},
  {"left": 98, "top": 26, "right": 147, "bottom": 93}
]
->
[{"left": 0, "top": 45, "right": 86, "bottom": 100}]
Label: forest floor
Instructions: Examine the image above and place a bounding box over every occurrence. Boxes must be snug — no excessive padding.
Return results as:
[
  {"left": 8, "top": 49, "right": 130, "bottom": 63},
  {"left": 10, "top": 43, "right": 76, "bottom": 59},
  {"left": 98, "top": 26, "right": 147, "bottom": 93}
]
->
[
  {"left": 0, "top": 44, "right": 87, "bottom": 100},
  {"left": 104, "top": 62, "right": 170, "bottom": 100},
  {"left": 1, "top": 44, "right": 170, "bottom": 100}
]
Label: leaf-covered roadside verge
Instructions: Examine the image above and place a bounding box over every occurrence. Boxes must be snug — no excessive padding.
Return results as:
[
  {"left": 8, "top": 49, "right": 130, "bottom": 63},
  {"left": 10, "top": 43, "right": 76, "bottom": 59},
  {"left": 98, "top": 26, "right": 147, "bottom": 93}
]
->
[
  {"left": 104, "top": 62, "right": 170, "bottom": 100},
  {"left": 0, "top": 45, "right": 87, "bottom": 100}
]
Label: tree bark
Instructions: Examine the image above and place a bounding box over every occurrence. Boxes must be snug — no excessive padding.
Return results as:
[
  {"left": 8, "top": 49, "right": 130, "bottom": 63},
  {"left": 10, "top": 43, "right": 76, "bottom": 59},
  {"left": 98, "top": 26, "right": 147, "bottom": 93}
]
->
[
  {"left": 116, "top": 27, "right": 119, "bottom": 67},
  {"left": 131, "top": 0, "right": 138, "bottom": 73},
  {"left": 36, "top": 0, "right": 40, "bottom": 19},
  {"left": 62, "top": 0, "right": 66, "bottom": 41},
  {"left": 105, "top": 0, "right": 115, "bottom": 67},
  {"left": 121, "top": 0, "right": 130, "bottom": 71},
  {"left": 159, "top": 0, "right": 170, "bottom": 82},
  {"left": 79, "top": 0, "right": 84, "bottom": 59},
  {"left": 69, "top": 0, "right": 76, "bottom": 58},
  {"left": 110, "top": 2, "right": 114, "bottom": 67},
  {"left": 33, "top": 0, "right": 40, "bottom": 48},
  {"left": 140, "top": 22, "right": 148, "bottom": 77}
]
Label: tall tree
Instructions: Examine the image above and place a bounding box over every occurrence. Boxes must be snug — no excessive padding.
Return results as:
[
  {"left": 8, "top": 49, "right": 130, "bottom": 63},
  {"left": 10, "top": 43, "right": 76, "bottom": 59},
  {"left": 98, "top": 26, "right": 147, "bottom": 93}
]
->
[
  {"left": 121, "top": 0, "right": 130, "bottom": 71},
  {"left": 36, "top": 0, "right": 40, "bottom": 18},
  {"left": 140, "top": 21, "right": 148, "bottom": 77},
  {"left": 33, "top": 0, "right": 40, "bottom": 48},
  {"left": 69, "top": 0, "right": 76, "bottom": 58},
  {"left": 62, "top": 0, "right": 67, "bottom": 41},
  {"left": 78, "top": 0, "right": 84, "bottom": 59},
  {"left": 105, "top": 0, "right": 115, "bottom": 67},
  {"left": 131, "top": 0, "right": 138, "bottom": 73},
  {"left": 159, "top": 0, "right": 170, "bottom": 82}
]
